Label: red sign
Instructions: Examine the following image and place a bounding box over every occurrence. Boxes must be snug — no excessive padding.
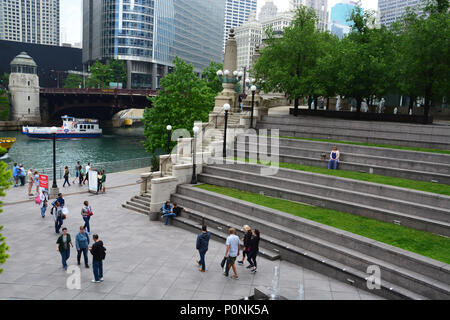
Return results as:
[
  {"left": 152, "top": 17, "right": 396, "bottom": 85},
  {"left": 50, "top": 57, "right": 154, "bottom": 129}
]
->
[{"left": 39, "top": 175, "right": 49, "bottom": 189}]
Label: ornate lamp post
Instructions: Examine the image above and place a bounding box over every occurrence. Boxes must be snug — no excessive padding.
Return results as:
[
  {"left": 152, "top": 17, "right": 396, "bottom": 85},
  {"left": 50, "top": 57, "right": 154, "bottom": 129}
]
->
[
  {"left": 250, "top": 85, "right": 257, "bottom": 129},
  {"left": 223, "top": 103, "right": 231, "bottom": 158},
  {"left": 50, "top": 126, "right": 59, "bottom": 197},
  {"left": 166, "top": 125, "right": 172, "bottom": 154},
  {"left": 216, "top": 69, "right": 243, "bottom": 86},
  {"left": 191, "top": 126, "right": 200, "bottom": 184}
]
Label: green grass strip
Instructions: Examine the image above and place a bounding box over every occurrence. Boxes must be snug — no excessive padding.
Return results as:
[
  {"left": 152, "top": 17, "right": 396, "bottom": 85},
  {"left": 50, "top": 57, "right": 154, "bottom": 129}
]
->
[
  {"left": 234, "top": 157, "right": 450, "bottom": 196},
  {"left": 280, "top": 136, "right": 450, "bottom": 155},
  {"left": 197, "top": 184, "right": 450, "bottom": 264}
]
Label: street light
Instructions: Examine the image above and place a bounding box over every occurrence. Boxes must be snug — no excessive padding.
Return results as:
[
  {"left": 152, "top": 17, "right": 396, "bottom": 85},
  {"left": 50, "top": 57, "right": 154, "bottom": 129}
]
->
[
  {"left": 223, "top": 103, "right": 231, "bottom": 158},
  {"left": 166, "top": 125, "right": 172, "bottom": 154},
  {"left": 191, "top": 126, "right": 200, "bottom": 184},
  {"left": 217, "top": 69, "right": 243, "bottom": 84},
  {"left": 250, "top": 85, "right": 257, "bottom": 129},
  {"left": 50, "top": 126, "right": 58, "bottom": 196}
]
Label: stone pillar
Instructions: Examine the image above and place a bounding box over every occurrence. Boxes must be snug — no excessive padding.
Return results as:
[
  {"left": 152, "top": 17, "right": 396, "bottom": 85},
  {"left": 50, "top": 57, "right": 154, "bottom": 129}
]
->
[
  {"left": 152, "top": 63, "right": 158, "bottom": 90},
  {"left": 127, "top": 60, "right": 132, "bottom": 89}
]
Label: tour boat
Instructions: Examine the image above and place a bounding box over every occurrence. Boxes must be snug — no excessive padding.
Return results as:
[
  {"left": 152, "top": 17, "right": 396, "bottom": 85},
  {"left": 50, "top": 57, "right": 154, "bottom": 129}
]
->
[{"left": 22, "top": 116, "right": 102, "bottom": 139}]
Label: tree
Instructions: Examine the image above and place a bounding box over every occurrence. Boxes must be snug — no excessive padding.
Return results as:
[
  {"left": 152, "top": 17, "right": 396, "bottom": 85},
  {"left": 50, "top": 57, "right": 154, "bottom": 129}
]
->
[
  {"left": 0, "top": 73, "right": 8, "bottom": 89},
  {"left": 108, "top": 59, "right": 127, "bottom": 87},
  {"left": 63, "top": 73, "right": 83, "bottom": 88},
  {"left": 143, "top": 57, "right": 216, "bottom": 154},
  {"left": 0, "top": 161, "right": 12, "bottom": 273},
  {"left": 201, "top": 61, "right": 223, "bottom": 94},
  {"left": 86, "top": 60, "right": 127, "bottom": 88},
  {"left": 392, "top": 0, "right": 449, "bottom": 120},
  {"left": 0, "top": 91, "right": 10, "bottom": 121},
  {"left": 253, "top": 6, "right": 323, "bottom": 115}
]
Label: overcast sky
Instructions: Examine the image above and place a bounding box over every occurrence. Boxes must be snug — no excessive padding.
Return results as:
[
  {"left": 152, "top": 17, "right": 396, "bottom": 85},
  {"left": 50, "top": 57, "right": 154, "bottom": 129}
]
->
[{"left": 60, "top": 0, "right": 379, "bottom": 46}]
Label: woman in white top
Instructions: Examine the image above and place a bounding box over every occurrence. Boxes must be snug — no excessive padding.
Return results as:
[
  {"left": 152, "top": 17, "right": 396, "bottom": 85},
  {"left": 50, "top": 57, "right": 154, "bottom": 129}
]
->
[
  {"left": 39, "top": 190, "right": 49, "bottom": 218},
  {"left": 328, "top": 146, "right": 340, "bottom": 170}
]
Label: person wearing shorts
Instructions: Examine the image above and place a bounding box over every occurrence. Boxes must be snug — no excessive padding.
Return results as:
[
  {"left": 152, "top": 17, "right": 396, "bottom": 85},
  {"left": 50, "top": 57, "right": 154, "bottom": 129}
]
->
[{"left": 224, "top": 227, "right": 240, "bottom": 279}]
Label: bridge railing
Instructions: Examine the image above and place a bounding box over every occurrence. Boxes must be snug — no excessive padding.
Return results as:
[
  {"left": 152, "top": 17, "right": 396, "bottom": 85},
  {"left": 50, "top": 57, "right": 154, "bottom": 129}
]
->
[
  {"left": 11, "top": 157, "right": 152, "bottom": 180},
  {"left": 40, "top": 88, "right": 158, "bottom": 96}
]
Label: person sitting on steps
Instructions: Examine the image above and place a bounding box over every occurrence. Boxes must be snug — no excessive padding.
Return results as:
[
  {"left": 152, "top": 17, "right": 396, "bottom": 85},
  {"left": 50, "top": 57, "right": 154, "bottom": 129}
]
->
[
  {"left": 328, "top": 146, "right": 340, "bottom": 170},
  {"left": 161, "top": 201, "right": 175, "bottom": 225}
]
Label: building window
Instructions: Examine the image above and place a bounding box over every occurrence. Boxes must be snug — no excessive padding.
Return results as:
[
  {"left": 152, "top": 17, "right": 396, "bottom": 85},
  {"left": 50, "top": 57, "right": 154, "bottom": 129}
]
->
[
  {"left": 28, "top": 81, "right": 30, "bottom": 86},
  {"left": 28, "top": 96, "right": 30, "bottom": 101},
  {"left": 28, "top": 108, "right": 30, "bottom": 114}
]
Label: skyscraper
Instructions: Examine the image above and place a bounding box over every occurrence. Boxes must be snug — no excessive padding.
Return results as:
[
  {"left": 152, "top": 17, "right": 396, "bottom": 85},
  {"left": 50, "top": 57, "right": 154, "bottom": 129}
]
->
[
  {"left": 223, "top": 0, "right": 258, "bottom": 50},
  {"left": 329, "top": 1, "right": 358, "bottom": 38},
  {"left": 378, "top": 0, "right": 425, "bottom": 28},
  {"left": 259, "top": 0, "right": 277, "bottom": 21},
  {"left": 83, "top": 0, "right": 225, "bottom": 89},
  {"left": 290, "top": 0, "right": 328, "bottom": 31},
  {"left": 0, "top": 0, "right": 60, "bottom": 46}
]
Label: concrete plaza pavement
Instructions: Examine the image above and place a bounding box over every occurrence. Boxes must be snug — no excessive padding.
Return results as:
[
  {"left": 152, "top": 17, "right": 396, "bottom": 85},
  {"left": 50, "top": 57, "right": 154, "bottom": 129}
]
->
[{"left": 0, "top": 169, "right": 382, "bottom": 300}]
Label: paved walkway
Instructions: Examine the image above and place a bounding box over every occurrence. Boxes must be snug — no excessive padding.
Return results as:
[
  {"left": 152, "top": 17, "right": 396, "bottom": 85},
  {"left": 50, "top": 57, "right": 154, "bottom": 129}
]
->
[{"left": 0, "top": 169, "right": 382, "bottom": 300}]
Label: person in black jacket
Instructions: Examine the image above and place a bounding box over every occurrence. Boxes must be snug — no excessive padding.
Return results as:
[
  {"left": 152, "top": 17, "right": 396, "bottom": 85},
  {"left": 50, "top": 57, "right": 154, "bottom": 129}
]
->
[
  {"left": 238, "top": 225, "right": 252, "bottom": 266},
  {"left": 89, "top": 234, "right": 106, "bottom": 283},
  {"left": 196, "top": 225, "right": 210, "bottom": 272},
  {"left": 247, "top": 229, "right": 260, "bottom": 273}
]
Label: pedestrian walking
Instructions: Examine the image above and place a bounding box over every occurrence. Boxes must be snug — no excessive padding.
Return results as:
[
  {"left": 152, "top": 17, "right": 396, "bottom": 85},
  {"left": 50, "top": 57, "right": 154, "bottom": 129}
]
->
[
  {"left": 238, "top": 225, "right": 252, "bottom": 265},
  {"left": 53, "top": 201, "right": 65, "bottom": 234},
  {"left": 89, "top": 234, "right": 106, "bottom": 283},
  {"left": 73, "top": 161, "right": 81, "bottom": 184},
  {"left": 34, "top": 170, "right": 39, "bottom": 194},
  {"left": 39, "top": 189, "right": 49, "bottom": 218},
  {"left": 224, "top": 228, "right": 240, "bottom": 279},
  {"left": 97, "top": 170, "right": 103, "bottom": 193},
  {"left": 75, "top": 226, "right": 90, "bottom": 268},
  {"left": 79, "top": 165, "right": 84, "bottom": 185},
  {"left": 19, "top": 164, "right": 26, "bottom": 186},
  {"left": 247, "top": 229, "right": 260, "bottom": 273},
  {"left": 12, "top": 163, "right": 19, "bottom": 187},
  {"left": 63, "top": 166, "right": 71, "bottom": 187},
  {"left": 83, "top": 162, "right": 91, "bottom": 185},
  {"left": 81, "top": 200, "right": 93, "bottom": 234},
  {"left": 196, "top": 225, "right": 210, "bottom": 272},
  {"left": 56, "top": 227, "right": 73, "bottom": 270},
  {"left": 100, "top": 170, "right": 106, "bottom": 193},
  {"left": 27, "top": 168, "right": 34, "bottom": 196}
]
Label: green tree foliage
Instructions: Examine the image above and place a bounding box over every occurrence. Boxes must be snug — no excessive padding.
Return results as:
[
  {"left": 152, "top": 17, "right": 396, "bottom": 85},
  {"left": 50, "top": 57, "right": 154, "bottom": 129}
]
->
[
  {"left": 253, "top": 6, "right": 324, "bottom": 115},
  {"left": 0, "top": 90, "right": 10, "bottom": 121},
  {"left": 0, "top": 73, "right": 9, "bottom": 89},
  {"left": 86, "top": 60, "right": 127, "bottom": 89},
  {"left": 143, "top": 57, "right": 216, "bottom": 154},
  {"left": 63, "top": 73, "right": 83, "bottom": 88},
  {"left": 0, "top": 161, "right": 12, "bottom": 273},
  {"left": 392, "top": 0, "right": 449, "bottom": 119},
  {"left": 201, "top": 61, "right": 223, "bottom": 94}
]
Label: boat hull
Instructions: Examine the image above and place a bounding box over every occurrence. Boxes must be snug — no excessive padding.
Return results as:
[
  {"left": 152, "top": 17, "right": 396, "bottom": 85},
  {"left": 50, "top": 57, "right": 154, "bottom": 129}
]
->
[{"left": 23, "top": 132, "right": 101, "bottom": 139}]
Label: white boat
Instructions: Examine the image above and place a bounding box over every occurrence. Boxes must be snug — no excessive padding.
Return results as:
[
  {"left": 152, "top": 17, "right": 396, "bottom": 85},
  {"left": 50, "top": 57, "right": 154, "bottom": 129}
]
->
[{"left": 22, "top": 116, "right": 102, "bottom": 139}]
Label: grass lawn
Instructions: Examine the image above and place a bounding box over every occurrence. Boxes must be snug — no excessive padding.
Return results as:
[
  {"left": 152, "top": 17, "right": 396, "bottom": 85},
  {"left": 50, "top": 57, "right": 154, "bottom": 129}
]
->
[
  {"left": 234, "top": 157, "right": 450, "bottom": 196},
  {"left": 280, "top": 136, "right": 450, "bottom": 155},
  {"left": 197, "top": 184, "right": 450, "bottom": 264}
]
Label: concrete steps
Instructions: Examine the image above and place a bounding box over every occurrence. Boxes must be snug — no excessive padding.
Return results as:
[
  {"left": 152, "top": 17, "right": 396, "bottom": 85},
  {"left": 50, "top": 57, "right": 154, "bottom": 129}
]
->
[
  {"left": 172, "top": 185, "right": 450, "bottom": 300},
  {"left": 199, "top": 165, "right": 450, "bottom": 237},
  {"left": 257, "top": 115, "right": 450, "bottom": 150},
  {"left": 122, "top": 194, "right": 151, "bottom": 215}
]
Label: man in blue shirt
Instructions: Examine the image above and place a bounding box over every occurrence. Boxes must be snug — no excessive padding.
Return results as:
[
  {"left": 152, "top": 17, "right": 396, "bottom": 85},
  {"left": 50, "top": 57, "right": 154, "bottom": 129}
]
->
[
  {"left": 12, "top": 163, "right": 19, "bottom": 187},
  {"left": 224, "top": 227, "right": 240, "bottom": 279}
]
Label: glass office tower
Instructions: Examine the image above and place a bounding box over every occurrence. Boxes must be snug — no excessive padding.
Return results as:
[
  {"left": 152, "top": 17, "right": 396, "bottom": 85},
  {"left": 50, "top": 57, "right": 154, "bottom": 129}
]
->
[{"left": 83, "top": 0, "right": 225, "bottom": 89}]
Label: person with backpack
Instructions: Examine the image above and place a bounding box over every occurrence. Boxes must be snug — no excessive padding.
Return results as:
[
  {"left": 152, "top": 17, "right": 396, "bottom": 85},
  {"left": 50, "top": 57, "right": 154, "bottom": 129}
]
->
[
  {"left": 81, "top": 200, "right": 93, "bottom": 235},
  {"left": 53, "top": 201, "right": 64, "bottom": 234},
  {"left": 63, "top": 166, "right": 70, "bottom": 187},
  {"left": 75, "top": 226, "right": 90, "bottom": 268},
  {"left": 39, "top": 189, "right": 49, "bottom": 218},
  {"left": 196, "top": 225, "right": 210, "bottom": 272},
  {"left": 56, "top": 227, "right": 73, "bottom": 270},
  {"left": 247, "top": 229, "right": 260, "bottom": 273},
  {"left": 89, "top": 234, "right": 106, "bottom": 283}
]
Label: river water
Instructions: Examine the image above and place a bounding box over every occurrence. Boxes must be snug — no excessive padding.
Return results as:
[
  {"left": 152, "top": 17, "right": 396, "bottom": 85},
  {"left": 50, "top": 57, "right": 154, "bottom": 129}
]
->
[{"left": 1, "top": 127, "right": 150, "bottom": 172}]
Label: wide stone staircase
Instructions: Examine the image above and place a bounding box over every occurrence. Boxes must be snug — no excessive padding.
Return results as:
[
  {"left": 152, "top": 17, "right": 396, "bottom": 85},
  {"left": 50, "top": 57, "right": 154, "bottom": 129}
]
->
[
  {"left": 169, "top": 182, "right": 450, "bottom": 300},
  {"left": 257, "top": 114, "right": 450, "bottom": 150},
  {"left": 122, "top": 193, "right": 151, "bottom": 215},
  {"left": 234, "top": 134, "right": 450, "bottom": 184}
]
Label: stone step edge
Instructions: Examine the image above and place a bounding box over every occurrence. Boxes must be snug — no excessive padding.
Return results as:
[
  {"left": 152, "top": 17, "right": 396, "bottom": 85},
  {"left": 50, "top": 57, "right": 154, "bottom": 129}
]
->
[
  {"left": 122, "top": 203, "right": 149, "bottom": 215},
  {"left": 173, "top": 192, "right": 450, "bottom": 294},
  {"left": 172, "top": 208, "right": 425, "bottom": 300}
]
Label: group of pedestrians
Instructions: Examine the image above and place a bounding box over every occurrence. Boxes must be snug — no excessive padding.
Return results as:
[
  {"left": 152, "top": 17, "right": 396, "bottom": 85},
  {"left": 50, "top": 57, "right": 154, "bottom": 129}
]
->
[
  {"left": 35, "top": 190, "right": 106, "bottom": 283},
  {"left": 68, "top": 161, "right": 106, "bottom": 194},
  {"left": 12, "top": 163, "right": 40, "bottom": 197},
  {"left": 195, "top": 225, "right": 260, "bottom": 279}
]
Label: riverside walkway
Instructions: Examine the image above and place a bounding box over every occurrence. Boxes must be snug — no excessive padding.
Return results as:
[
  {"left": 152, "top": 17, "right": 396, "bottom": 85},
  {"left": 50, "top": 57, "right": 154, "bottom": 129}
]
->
[{"left": 0, "top": 168, "right": 380, "bottom": 300}]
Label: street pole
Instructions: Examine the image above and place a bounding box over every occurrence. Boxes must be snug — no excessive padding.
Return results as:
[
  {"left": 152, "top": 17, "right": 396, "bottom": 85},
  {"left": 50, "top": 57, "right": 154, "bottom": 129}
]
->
[
  {"left": 250, "top": 86, "right": 256, "bottom": 129},
  {"left": 166, "top": 125, "right": 172, "bottom": 154},
  {"left": 52, "top": 132, "right": 57, "bottom": 188},
  {"left": 242, "top": 67, "right": 247, "bottom": 95},
  {"left": 191, "top": 126, "right": 199, "bottom": 184},
  {"left": 223, "top": 104, "right": 230, "bottom": 158}
]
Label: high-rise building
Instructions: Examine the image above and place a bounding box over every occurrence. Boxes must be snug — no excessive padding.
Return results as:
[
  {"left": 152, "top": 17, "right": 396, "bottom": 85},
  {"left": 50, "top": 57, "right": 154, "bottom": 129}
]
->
[
  {"left": 290, "top": 0, "right": 328, "bottom": 31},
  {"left": 259, "top": 0, "right": 277, "bottom": 21},
  {"left": 223, "top": 0, "right": 257, "bottom": 50},
  {"left": 329, "top": 1, "right": 358, "bottom": 38},
  {"left": 378, "top": 0, "right": 425, "bottom": 28},
  {"left": 83, "top": 0, "right": 225, "bottom": 89},
  {"left": 0, "top": 0, "right": 60, "bottom": 46}
]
